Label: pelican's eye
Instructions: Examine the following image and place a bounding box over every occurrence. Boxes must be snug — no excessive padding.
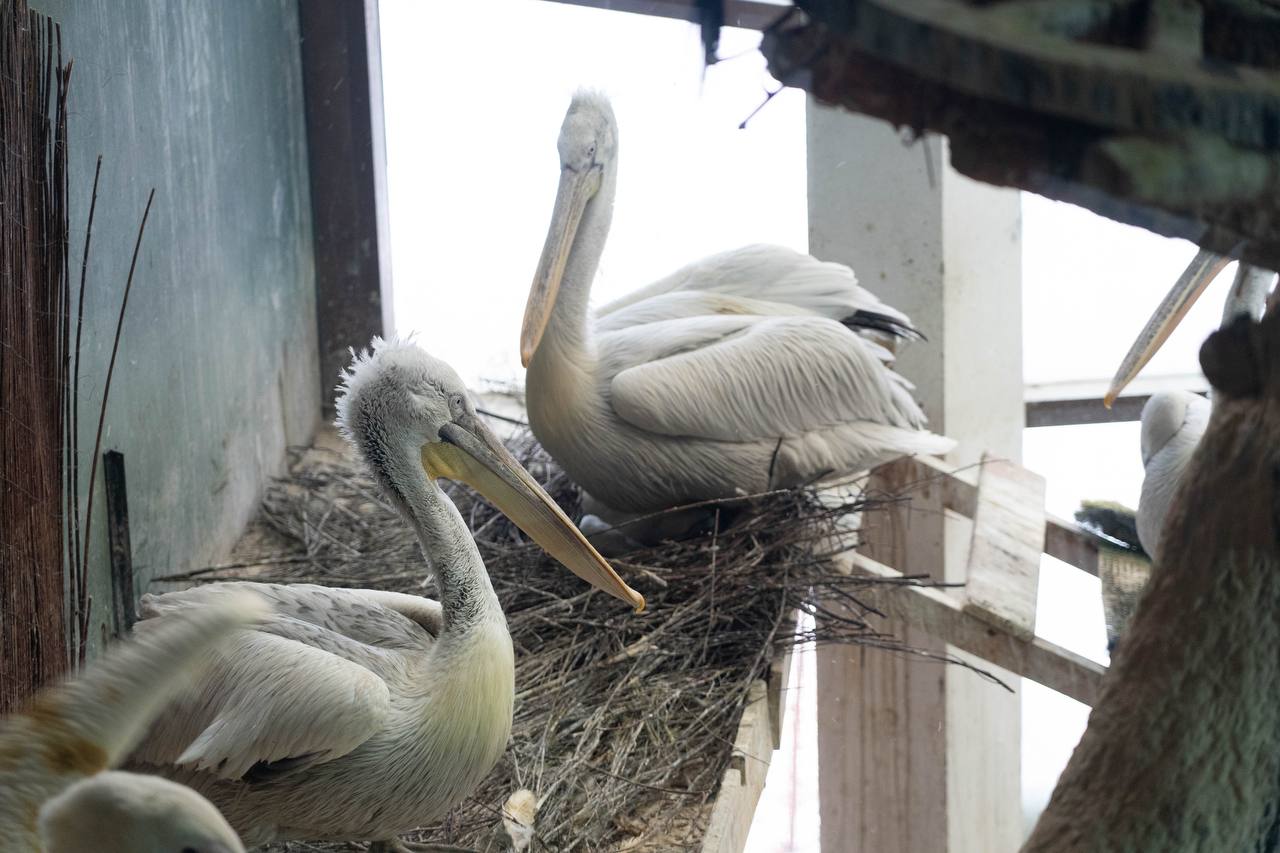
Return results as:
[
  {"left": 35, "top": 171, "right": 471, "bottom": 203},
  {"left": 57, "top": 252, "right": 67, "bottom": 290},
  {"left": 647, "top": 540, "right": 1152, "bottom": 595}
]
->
[{"left": 448, "top": 393, "right": 466, "bottom": 418}]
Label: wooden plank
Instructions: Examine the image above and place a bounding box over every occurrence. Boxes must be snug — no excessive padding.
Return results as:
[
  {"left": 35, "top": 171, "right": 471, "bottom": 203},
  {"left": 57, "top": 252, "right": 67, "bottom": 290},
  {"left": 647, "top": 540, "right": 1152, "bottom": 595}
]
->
[
  {"left": 103, "top": 451, "right": 137, "bottom": 638},
  {"left": 878, "top": 455, "right": 1102, "bottom": 577},
  {"left": 299, "top": 0, "right": 391, "bottom": 414},
  {"left": 873, "top": 454, "right": 978, "bottom": 518},
  {"left": 818, "top": 458, "right": 952, "bottom": 853},
  {"left": 1045, "top": 516, "right": 1100, "bottom": 577},
  {"left": 838, "top": 552, "right": 1104, "bottom": 706},
  {"left": 962, "top": 454, "right": 1046, "bottom": 640},
  {"left": 765, "top": 610, "right": 796, "bottom": 750},
  {"left": 542, "top": 0, "right": 783, "bottom": 30},
  {"left": 700, "top": 680, "right": 773, "bottom": 853}
]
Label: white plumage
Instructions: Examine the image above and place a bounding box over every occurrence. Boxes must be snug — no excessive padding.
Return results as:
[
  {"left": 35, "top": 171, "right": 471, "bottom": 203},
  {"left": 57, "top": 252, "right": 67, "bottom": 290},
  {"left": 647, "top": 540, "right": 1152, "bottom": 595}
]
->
[
  {"left": 520, "top": 92, "right": 953, "bottom": 536},
  {"left": 125, "top": 340, "right": 640, "bottom": 851},
  {"left": 0, "top": 592, "right": 261, "bottom": 853},
  {"left": 1135, "top": 391, "right": 1209, "bottom": 562}
]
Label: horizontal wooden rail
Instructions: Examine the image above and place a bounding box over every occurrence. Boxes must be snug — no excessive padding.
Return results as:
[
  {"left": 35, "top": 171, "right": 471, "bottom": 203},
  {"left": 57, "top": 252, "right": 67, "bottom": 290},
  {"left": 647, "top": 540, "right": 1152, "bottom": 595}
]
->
[{"left": 837, "top": 551, "right": 1105, "bottom": 706}]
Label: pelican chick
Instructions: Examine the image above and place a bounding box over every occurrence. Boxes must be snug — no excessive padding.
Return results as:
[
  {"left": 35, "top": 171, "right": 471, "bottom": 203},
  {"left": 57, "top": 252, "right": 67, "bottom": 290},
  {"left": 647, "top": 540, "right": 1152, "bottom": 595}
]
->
[
  {"left": 126, "top": 339, "right": 642, "bottom": 852},
  {"left": 521, "top": 91, "right": 953, "bottom": 543},
  {"left": 0, "top": 592, "right": 263, "bottom": 852}
]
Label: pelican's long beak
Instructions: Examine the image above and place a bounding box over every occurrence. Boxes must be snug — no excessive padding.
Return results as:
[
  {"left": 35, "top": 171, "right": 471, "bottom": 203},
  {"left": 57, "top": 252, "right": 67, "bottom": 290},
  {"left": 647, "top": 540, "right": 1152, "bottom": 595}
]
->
[
  {"left": 1103, "top": 249, "right": 1231, "bottom": 407},
  {"left": 422, "top": 415, "right": 644, "bottom": 611},
  {"left": 520, "top": 165, "right": 600, "bottom": 367}
]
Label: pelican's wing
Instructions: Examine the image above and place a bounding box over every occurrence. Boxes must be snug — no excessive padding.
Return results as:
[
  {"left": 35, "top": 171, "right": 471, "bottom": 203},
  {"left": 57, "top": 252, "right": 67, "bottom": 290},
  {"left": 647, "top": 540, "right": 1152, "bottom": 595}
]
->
[
  {"left": 595, "top": 244, "right": 917, "bottom": 339},
  {"left": 605, "top": 314, "right": 937, "bottom": 442},
  {"left": 143, "top": 582, "right": 442, "bottom": 649},
  {"left": 129, "top": 585, "right": 429, "bottom": 781},
  {"left": 0, "top": 593, "right": 265, "bottom": 781}
]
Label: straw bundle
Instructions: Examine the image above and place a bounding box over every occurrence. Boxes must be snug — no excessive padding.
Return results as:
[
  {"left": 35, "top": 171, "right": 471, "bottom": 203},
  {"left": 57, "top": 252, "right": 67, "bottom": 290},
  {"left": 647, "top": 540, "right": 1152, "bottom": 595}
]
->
[{"left": 0, "top": 0, "right": 71, "bottom": 712}]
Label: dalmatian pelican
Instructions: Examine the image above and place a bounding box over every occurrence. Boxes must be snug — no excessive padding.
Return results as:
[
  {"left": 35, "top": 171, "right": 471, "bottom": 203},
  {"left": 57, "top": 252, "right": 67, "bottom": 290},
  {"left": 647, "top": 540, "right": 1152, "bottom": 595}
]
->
[
  {"left": 125, "top": 340, "right": 643, "bottom": 852},
  {"left": 0, "top": 591, "right": 262, "bottom": 852},
  {"left": 520, "top": 91, "right": 953, "bottom": 541},
  {"left": 1106, "top": 252, "right": 1276, "bottom": 560}
]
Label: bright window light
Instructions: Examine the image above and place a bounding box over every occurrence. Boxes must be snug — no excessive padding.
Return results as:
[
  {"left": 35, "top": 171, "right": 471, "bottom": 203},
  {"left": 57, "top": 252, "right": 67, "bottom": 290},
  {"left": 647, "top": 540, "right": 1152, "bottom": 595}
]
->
[{"left": 379, "top": 0, "right": 805, "bottom": 388}]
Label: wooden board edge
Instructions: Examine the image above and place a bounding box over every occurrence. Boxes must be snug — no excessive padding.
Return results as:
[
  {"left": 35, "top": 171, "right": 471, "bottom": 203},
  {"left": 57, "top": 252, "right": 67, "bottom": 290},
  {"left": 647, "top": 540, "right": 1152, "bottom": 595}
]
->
[
  {"left": 766, "top": 609, "right": 799, "bottom": 750},
  {"left": 700, "top": 680, "right": 774, "bottom": 853}
]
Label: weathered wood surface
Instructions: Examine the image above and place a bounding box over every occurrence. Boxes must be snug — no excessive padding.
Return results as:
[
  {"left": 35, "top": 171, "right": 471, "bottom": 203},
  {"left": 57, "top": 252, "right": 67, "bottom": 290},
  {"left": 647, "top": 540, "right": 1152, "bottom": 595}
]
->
[
  {"left": 765, "top": 611, "right": 796, "bottom": 750},
  {"left": 763, "top": 0, "right": 1280, "bottom": 270},
  {"left": 700, "top": 680, "right": 774, "bottom": 853},
  {"left": 876, "top": 455, "right": 1100, "bottom": 576},
  {"left": 963, "top": 454, "right": 1046, "bottom": 641},
  {"left": 839, "top": 550, "right": 1104, "bottom": 706},
  {"left": 817, "top": 458, "right": 953, "bottom": 853},
  {"left": 103, "top": 451, "right": 136, "bottom": 639}
]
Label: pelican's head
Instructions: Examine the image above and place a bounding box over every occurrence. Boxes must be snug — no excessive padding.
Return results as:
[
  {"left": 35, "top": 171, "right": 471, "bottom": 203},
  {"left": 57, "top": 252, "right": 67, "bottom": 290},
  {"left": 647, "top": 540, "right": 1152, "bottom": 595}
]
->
[
  {"left": 336, "top": 339, "right": 644, "bottom": 611},
  {"left": 521, "top": 91, "right": 617, "bottom": 366},
  {"left": 1139, "top": 390, "right": 1209, "bottom": 467},
  {"left": 39, "top": 771, "right": 244, "bottom": 853}
]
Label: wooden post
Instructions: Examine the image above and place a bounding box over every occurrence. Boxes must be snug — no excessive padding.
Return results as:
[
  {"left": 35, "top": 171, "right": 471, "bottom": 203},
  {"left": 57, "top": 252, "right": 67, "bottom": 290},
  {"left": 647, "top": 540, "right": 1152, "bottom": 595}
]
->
[
  {"left": 299, "top": 0, "right": 392, "bottom": 414},
  {"left": 103, "top": 451, "right": 136, "bottom": 638},
  {"left": 808, "top": 104, "right": 1024, "bottom": 851}
]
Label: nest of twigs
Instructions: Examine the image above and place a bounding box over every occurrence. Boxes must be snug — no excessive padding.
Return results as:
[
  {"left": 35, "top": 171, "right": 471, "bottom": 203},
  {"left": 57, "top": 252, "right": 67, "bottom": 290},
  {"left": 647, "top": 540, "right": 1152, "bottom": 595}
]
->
[{"left": 164, "top": 427, "right": 970, "bottom": 852}]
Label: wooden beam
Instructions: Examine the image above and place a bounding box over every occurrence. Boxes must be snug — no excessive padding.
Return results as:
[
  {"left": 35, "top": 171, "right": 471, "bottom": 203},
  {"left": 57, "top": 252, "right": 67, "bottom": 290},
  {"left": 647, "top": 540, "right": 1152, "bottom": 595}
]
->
[
  {"left": 1026, "top": 395, "right": 1149, "bottom": 427},
  {"left": 700, "top": 680, "right": 774, "bottom": 853},
  {"left": 299, "top": 0, "right": 391, "bottom": 414},
  {"left": 540, "top": 0, "right": 784, "bottom": 31},
  {"left": 876, "top": 454, "right": 1102, "bottom": 577},
  {"left": 840, "top": 551, "right": 1104, "bottom": 706},
  {"left": 766, "top": 11, "right": 1280, "bottom": 272},
  {"left": 103, "top": 451, "right": 137, "bottom": 638},
  {"left": 963, "top": 455, "right": 1046, "bottom": 641},
  {"left": 1045, "top": 516, "right": 1100, "bottom": 577},
  {"left": 765, "top": 611, "right": 796, "bottom": 750}
]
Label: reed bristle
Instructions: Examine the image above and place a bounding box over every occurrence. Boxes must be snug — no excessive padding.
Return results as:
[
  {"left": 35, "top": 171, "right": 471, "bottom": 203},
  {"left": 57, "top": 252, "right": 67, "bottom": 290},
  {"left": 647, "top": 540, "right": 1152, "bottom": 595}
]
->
[{"left": 0, "top": 0, "right": 71, "bottom": 713}]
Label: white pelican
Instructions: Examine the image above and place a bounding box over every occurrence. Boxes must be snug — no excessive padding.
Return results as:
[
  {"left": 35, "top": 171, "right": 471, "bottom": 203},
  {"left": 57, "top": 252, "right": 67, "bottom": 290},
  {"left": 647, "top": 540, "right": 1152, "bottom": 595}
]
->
[
  {"left": 520, "top": 92, "right": 953, "bottom": 540},
  {"left": 1134, "top": 390, "right": 1209, "bottom": 561},
  {"left": 1023, "top": 306, "right": 1280, "bottom": 852},
  {"left": 125, "top": 340, "right": 643, "bottom": 852},
  {"left": 0, "top": 591, "right": 262, "bottom": 852},
  {"left": 1106, "top": 253, "right": 1276, "bottom": 560}
]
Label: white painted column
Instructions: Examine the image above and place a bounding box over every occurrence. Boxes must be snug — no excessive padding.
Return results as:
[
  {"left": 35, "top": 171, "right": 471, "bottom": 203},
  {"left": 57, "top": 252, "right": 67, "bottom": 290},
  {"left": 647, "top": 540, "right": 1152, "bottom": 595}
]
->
[{"left": 807, "top": 102, "right": 1024, "bottom": 852}]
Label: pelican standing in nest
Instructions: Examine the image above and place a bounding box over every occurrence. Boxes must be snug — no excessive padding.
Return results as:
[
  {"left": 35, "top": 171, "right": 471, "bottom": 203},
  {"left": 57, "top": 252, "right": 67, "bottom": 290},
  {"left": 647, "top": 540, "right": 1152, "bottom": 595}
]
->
[
  {"left": 1, "top": 592, "right": 263, "bottom": 852},
  {"left": 125, "top": 340, "right": 643, "bottom": 852},
  {"left": 520, "top": 91, "right": 953, "bottom": 543},
  {"left": 1105, "top": 252, "right": 1276, "bottom": 560}
]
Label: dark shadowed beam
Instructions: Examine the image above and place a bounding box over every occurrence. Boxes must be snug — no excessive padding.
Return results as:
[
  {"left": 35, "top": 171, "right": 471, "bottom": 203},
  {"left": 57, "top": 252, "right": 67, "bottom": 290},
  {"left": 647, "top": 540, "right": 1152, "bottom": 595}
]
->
[
  {"left": 541, "top": 0, "right": 786, "bottom": 30},
  {"left": 299, "top": 0, "right": 392, "bottom": 413}
]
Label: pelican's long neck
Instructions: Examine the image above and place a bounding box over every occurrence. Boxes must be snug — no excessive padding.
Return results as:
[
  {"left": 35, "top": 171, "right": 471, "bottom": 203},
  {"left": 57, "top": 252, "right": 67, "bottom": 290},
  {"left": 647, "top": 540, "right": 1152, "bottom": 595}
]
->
[
  {"left": 378, "top": 448, "right": 500, "bottom": 634},
  {"left": 541, "top": 155, "right": 618, "bottom": 367}
]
